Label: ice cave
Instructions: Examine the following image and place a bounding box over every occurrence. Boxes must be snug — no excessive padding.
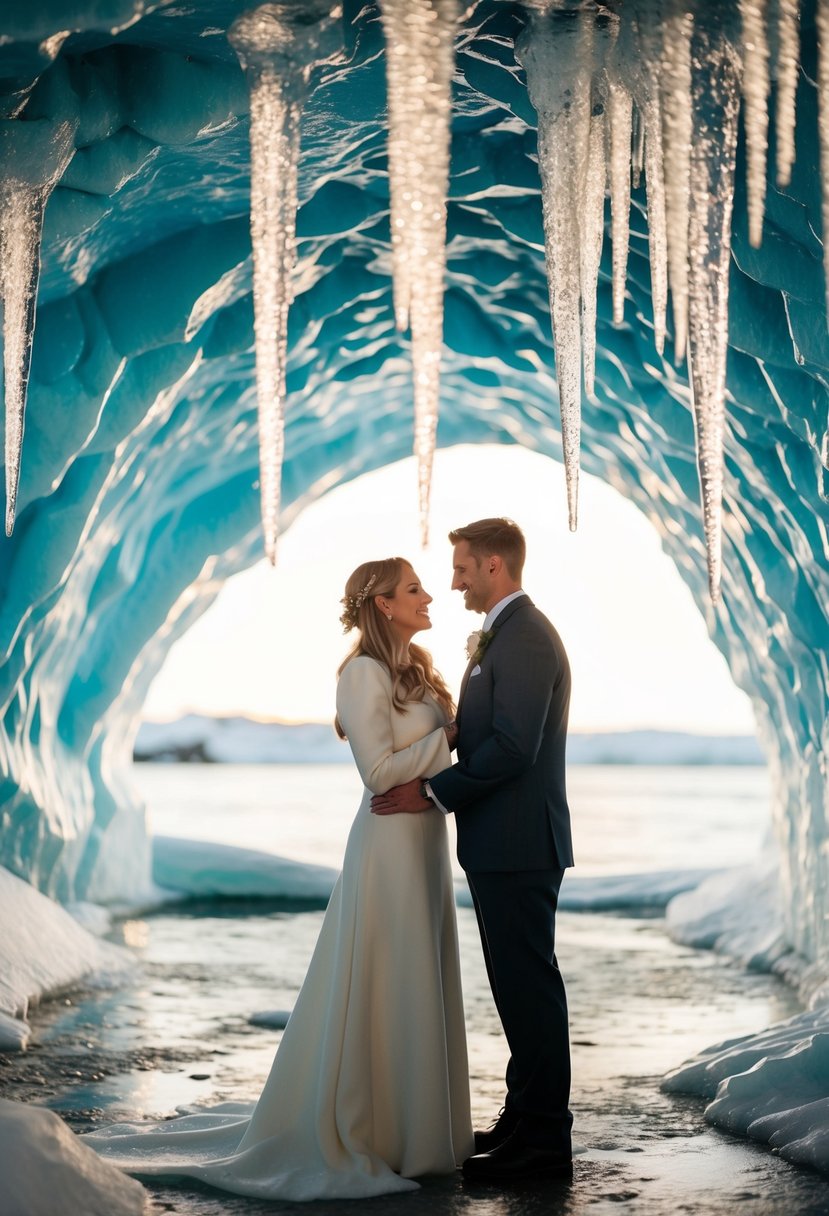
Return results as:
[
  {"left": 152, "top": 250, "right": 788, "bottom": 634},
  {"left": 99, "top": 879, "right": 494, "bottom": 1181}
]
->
[{"left": 1, "top": 0, "right": 829, "bottom": 1117}]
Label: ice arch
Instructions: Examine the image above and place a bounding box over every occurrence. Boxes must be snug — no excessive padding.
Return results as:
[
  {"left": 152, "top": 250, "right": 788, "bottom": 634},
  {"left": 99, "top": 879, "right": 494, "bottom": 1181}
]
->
[{"left": 0, "top": 2, "right": 826, "bottom": 966}]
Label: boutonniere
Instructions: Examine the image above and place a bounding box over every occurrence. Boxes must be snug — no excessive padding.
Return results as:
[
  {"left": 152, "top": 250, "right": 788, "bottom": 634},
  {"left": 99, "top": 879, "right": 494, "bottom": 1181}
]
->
[{"left": 465, "top": 627, "right": 497, "bottom": 666}]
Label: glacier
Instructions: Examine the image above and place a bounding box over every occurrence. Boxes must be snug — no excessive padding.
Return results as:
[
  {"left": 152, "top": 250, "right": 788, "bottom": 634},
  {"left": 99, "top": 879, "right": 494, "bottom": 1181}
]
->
[{"left": 0, "top": 0, "right": 828, "bottom": 1173}]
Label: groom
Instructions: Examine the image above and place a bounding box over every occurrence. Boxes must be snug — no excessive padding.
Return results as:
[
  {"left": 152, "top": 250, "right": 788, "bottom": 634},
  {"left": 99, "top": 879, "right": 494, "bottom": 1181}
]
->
[{"left": 371, "top": 517, "right": 574, "bottom": 1181}]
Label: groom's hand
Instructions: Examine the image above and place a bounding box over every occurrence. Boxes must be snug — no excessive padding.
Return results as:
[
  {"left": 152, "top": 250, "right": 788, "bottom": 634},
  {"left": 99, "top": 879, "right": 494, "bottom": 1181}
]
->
[{"left": 371, "top": 777, "right": 430, "bottom": 816}]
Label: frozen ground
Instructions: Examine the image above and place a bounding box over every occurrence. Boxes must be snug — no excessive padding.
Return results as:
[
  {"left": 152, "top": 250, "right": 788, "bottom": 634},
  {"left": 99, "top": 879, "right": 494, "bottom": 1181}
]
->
[{"left": 3, "top": 897, "right": 829, "bottom": 1215}]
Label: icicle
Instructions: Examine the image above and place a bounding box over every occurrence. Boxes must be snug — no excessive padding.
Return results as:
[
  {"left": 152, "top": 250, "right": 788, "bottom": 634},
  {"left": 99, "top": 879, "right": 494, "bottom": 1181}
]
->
[
  {"left": 643, "top": 96, "right": 668, "bottom": 354},
  {"left": 740, "top": 0, "right": 770, "bottom": 246},
  {"left": 581, "top": 74, "right": 608, "bottom": 399},
  {"left": 774, "top": 0, "right": 800, "bottom": 187},
  {"left": 0, "top": 118, "right": 74, "bottom": 536},
  {"left": 518, "top": 6, "right": 597, "bottom": 531},
  {"left": 632, "top": 4, "right": 668, "bottom": 356},
  {"left": 607, "top": 77, "right": 632, "bottom": 326},
  {"left": 229, "top": 3, "right": 343, "bottom": 566},
  {"left": 631, "top": 102, "right": 645, "bottom": 189},
  {"left": 659, "top": 2, "right": 694, "bottom": 364},
  {"left": 817, "top": 1, "right": 829, "bottom": 324},
  {"left": 687, "top": 14, "right": 742, "bottom": 603},
  {"left": 378, "top": 0, "right": 458, "bottom": 547}
]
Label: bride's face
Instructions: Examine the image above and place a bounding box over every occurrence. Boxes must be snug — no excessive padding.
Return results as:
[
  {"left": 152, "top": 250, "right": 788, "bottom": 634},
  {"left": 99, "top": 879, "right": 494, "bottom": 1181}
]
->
[{"left": 387, "top": 565, "right": 433, "bottom": 639}]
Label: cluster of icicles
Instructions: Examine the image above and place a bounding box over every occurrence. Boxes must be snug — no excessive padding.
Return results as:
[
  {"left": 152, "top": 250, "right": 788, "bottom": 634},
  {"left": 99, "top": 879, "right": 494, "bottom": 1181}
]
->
[{"left": 0, "top": 1, "right": 824, "bottom": 600}]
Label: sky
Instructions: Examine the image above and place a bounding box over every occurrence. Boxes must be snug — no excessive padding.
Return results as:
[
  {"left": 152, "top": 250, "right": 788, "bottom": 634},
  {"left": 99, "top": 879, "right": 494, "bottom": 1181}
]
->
[{"left": 143, "top": 444, "right": 757, "bottom": 735}]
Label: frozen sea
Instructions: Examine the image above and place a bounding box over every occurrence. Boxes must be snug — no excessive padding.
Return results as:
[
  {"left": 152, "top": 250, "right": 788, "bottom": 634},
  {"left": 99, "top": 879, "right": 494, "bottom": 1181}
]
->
[{"left": 6, "top": 763, "right": 829, "bottom": 1215}]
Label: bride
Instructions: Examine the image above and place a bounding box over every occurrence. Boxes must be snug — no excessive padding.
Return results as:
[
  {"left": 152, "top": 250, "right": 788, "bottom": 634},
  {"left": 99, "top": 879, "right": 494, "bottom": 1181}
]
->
[{"left": 83, "top": 557, "right": 474, "bottom": 1200}]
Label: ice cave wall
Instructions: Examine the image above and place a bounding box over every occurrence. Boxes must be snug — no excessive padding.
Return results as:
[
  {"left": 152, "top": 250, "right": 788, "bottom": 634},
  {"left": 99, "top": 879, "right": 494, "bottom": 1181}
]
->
[{"left": 0, "top": 1, "right": 827, "bottom": 959}]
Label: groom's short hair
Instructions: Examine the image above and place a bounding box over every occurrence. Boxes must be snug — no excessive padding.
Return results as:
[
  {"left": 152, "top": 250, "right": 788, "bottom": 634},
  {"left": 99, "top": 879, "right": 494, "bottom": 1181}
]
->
[{"left": 448, "top": 517, "right": 526, "bottom": 580}]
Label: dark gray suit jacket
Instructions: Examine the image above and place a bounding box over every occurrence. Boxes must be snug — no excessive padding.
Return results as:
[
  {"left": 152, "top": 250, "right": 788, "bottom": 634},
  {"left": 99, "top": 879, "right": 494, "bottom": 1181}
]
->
[{"left": 429, "top": 595, "right": 574, "bottom": 873}]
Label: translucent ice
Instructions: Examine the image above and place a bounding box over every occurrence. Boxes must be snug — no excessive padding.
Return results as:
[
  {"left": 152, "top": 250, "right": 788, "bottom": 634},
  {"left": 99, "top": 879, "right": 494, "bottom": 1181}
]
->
[
  {"left": 379, "top": 0, "right": 458, "bottom": 544},
  {"left": 0, "top": 117, "right": 74, "bottom": 535},
  {"left": 229, "top": 3, "right": 343, "bottom": 565}
]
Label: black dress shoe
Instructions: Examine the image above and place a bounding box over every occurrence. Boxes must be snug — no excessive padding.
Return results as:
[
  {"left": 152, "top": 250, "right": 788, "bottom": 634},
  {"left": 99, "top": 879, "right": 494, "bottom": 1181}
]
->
[
  {"left": 473, "top": 1107, "right": 519, "bottom": 1154},
  {"left": 463, "top": 1130, "right": 573, "bottom": 1183}
]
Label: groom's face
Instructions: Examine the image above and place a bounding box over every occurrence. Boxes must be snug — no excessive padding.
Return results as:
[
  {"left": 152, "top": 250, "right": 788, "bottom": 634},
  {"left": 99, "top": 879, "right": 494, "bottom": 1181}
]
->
[{"left": 451, "top": 541, "right": 491, "bottom": 614}]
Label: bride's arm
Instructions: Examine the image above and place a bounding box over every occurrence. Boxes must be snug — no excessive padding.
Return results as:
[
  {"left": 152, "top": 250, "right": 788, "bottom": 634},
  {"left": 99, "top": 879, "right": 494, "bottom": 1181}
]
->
[{"left": 336, "top": 657, "right": 451, "bottom": 795}]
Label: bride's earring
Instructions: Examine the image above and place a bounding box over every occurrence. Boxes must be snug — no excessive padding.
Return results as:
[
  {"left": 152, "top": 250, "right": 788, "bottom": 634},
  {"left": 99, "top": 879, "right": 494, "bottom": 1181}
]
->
[{"left": 386, "top": 612, "right": 393, "bottom": 620}]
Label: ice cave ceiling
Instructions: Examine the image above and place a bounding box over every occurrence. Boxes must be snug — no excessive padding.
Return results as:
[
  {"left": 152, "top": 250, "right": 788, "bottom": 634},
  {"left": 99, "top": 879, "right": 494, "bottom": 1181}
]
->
[{"left": 0, "top": 1, "right": 828, "bottom": 960}]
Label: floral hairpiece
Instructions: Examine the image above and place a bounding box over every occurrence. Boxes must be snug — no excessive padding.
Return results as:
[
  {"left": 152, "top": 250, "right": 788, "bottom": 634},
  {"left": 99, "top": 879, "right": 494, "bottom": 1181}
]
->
[{"left": 339, "top": 573, "right": 378, "bottom": 632}]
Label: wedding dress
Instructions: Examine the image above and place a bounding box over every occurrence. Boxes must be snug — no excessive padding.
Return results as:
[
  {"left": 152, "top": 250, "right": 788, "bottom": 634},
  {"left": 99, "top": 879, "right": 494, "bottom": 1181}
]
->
[{"left": 83, "top": 655, "right": 474, "bottom": 1200}]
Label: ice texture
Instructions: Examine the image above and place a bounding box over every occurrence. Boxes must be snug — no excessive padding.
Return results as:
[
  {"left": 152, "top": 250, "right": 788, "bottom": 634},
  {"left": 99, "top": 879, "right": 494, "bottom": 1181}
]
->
[{"left": 0, "top": 3, "right": 826, "bottom": 988}]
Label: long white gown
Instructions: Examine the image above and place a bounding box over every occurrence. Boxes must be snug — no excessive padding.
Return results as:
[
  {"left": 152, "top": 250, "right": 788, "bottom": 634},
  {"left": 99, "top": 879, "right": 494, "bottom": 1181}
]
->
[{"left": 83, "top": 655, "right": 474, "bottom": 1200}]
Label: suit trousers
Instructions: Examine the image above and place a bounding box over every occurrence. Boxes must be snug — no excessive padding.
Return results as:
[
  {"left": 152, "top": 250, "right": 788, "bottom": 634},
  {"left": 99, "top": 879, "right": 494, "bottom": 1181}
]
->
[{"left": 466, "top": 867, "right": 572, "bottom": 1153}]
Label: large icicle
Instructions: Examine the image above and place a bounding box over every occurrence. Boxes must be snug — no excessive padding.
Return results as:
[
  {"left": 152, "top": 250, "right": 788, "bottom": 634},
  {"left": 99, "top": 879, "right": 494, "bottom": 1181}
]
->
[
  {"left": 774, "top": 0, "right": 800, "bottom": 188},
  {"left": 659, "top": 2, "right": 693, "bottom": 364},
  {"left": 379, "top": 0, "right": 458, "bottom": 546},
  {"left": 581, "top": 71, "right": 608, "bottom": 400},
  {"left": 229, "top": 3, "right": 342, "bottom": 565},
  {"left": 0, "top": 118, "right": 74, "bottom": 537},
  {"left": 687, "top": 13, "right": 743, "bottom": 603},
  {"left": 606, "top": 23, "right": 633, "bottom": 328},
  {"left": 517, "top": 5, "right": 598, "bottom": 531},
  {"left": 739, "top": 0, "right": 771, "bottom": 246},
  {"left": 630, "top": 4, "right": 669, "bottom": 356}
]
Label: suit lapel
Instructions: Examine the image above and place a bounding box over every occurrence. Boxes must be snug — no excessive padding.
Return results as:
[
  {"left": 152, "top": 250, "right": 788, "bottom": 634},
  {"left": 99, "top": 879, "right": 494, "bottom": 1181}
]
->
[{"left": 456, "top": 595, "right": 533, "bottom": 716}]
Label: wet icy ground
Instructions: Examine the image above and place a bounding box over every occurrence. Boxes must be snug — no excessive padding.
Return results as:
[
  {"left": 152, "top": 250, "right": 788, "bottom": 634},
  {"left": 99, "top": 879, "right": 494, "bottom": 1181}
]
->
[{"left": 3, "top": 900, "right": 829, "bottom": 1215}]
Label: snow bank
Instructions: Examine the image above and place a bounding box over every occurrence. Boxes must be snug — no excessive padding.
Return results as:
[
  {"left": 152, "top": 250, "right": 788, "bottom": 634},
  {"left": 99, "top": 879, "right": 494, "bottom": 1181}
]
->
[
  {"left": 153, "top": 835, "right": 339, "bottom": 901},
  {"left": 0, "top": 1099, "right": 146, "bottom": 1216},
  {"left": 152, "top": 837, "right": 717, "bottom": 913},
  {"left": 136, "top": 714, "right": 347, "bottom": 764},
  {"left": 456, "top": 867, "right": 717, "bottom": 912},
  {"left": 664, "top": 1010, "right": 829, "bottom": 1173},
  {"left": 664, "top": 857, "right": 829, "bottom": 1174},
  {"left": 666, "top": 857, "right": 788, "bottom": 968},
  {"left": 0, "top": 867, "right": 132, "bottom": 1051}
]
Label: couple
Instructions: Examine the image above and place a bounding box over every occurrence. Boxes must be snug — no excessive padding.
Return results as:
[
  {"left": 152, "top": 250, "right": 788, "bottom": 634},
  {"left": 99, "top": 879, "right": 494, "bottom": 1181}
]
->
[{"left": 85, "top": 517, "right": 574, "bottom": 1199}]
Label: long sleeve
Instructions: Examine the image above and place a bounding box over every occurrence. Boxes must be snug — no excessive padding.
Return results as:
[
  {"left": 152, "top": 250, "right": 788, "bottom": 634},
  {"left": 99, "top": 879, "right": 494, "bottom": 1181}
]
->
[{"left": 336, "top": 656, "right": 452, "bottom": 794}]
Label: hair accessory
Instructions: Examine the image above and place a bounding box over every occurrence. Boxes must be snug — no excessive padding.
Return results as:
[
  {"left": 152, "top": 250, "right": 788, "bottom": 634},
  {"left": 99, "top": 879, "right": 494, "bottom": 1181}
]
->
[{"left": 339, "top": 573, "right": 378, "bottom": 632}]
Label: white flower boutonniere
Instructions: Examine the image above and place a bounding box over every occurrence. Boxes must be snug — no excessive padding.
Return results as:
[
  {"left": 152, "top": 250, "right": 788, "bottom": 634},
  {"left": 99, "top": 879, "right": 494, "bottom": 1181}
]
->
[
  {"left": 465, "top": 630, "right": 483, "bottom": 660},
  {"left": 465, "top": 627, "right": 497, "bottom": 665}
]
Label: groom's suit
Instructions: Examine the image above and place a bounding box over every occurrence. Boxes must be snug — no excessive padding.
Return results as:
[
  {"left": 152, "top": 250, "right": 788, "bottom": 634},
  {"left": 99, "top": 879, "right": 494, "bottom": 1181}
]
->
[{"left": 428, "top": 593, "right": 573, "bottom": 1151}]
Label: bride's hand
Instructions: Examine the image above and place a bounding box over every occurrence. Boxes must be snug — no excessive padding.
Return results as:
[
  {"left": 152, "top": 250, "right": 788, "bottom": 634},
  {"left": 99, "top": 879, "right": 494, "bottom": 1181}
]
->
[{"left": 444, "top": 720, "right": 459, "bottom": 750}]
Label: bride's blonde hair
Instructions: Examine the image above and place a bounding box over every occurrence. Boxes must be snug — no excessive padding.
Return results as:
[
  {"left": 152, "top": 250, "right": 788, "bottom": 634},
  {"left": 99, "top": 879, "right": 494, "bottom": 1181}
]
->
[{"left": 334, "top": 557, "right": 454, "bottom": 740}]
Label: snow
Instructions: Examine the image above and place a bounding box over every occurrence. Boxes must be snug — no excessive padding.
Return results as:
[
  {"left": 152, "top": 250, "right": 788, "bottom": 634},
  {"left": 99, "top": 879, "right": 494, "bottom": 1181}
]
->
[
  {"left": 664, "top": 859, "right": 829, "bottom": 1174},
  {"left": 0, "top": 866, "right": 133, "bottom": 1051},
  {"left": 0, "top": 1098, "right": 146, "bottom": 1216},
  {"left": 153, "top": 835, "right": 339, "bottom": 901}
]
